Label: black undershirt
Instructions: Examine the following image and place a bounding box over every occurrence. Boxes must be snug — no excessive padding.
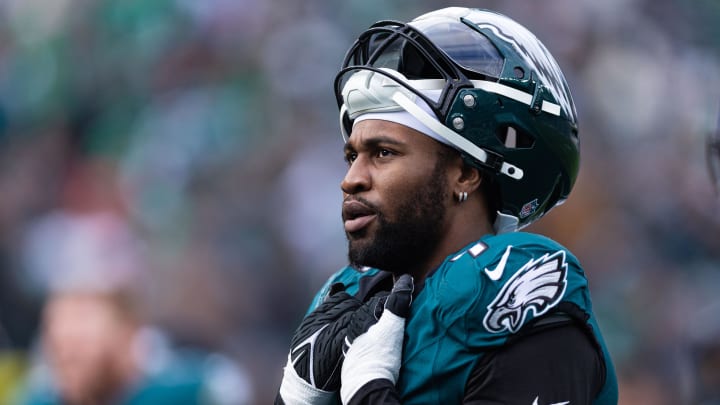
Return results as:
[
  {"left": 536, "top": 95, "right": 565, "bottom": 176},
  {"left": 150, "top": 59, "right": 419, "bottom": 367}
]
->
[{"left": 349, "top": 319, "right": 605, "bottom": 404}]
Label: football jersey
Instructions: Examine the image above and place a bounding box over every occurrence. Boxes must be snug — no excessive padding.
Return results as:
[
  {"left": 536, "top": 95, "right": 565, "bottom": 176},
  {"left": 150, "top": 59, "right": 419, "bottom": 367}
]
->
[{"left": 308, "top": 232, "right": 618, "bottom": 404}]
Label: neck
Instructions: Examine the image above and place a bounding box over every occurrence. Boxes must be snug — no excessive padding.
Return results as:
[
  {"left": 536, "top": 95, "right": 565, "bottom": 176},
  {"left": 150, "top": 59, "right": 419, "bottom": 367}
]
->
[{"left": 412, "top": 199, "right": 493, "bottom": 287}]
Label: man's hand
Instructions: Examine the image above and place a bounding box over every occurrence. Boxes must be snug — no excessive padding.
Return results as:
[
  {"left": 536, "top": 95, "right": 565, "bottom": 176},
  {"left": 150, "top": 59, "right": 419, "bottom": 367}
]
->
[
  {"left": 340, "top": 274, "right": 414, "bottom": 404},
  {"left": 278, "top": 284, "right": 361, "bottom": 404}
]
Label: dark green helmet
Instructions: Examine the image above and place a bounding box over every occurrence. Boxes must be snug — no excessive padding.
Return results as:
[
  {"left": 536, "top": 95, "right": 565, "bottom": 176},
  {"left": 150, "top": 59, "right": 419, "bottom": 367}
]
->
[{"left": 335, "top": 7, "right": 580, "bottom": 231}]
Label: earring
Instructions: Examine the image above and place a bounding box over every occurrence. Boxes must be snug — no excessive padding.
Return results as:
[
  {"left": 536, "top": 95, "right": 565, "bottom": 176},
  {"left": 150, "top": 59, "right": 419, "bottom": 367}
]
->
[{"left": 457, "top": 191, "right": 468, "bottom": 203}]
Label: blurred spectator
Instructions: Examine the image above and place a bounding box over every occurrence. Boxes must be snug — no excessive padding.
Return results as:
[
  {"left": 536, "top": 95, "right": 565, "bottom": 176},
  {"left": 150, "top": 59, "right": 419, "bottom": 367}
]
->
[
  {"left": 15, "top": 212, "right": 253, "bottom": 405},
  {"left": 21, "top": 290, "right": 252, "bottom": 405},
  {"left": 686, "top": 303, "right": 720, "bottom": 404},
  {"left": 0, "top": 324, "right": 28, "bottom": 405}
]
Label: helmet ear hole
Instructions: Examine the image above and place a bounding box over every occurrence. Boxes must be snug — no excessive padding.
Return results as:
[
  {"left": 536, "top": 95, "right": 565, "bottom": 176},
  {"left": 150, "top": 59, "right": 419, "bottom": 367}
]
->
[
  {"left": 496, "top": 125, "right": 535, "bottom": 149},
  {"left": 513, "top": 66, "right": 525, "bottom": 79}
]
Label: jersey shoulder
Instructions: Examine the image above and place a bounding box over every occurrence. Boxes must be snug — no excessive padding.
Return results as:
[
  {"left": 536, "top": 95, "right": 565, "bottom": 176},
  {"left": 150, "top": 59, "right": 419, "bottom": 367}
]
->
[
  {"left": 451, "top": 231, "right": 580, "bottom": 268},
  {"left": 427, "top": 232, "right": 588, "bottom": 342}
]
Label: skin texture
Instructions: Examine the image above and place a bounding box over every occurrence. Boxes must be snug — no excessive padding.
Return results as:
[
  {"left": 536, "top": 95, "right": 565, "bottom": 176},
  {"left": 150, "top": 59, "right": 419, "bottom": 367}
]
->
[{"left": 340, "top": 119, "right": 493, "bottom": 286}]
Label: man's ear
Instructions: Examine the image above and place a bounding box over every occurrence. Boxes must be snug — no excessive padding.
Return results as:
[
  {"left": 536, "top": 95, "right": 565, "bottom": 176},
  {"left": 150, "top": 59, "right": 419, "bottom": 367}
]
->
[{"left": 455, "top": 158, "right": 483, "bottom": 194}]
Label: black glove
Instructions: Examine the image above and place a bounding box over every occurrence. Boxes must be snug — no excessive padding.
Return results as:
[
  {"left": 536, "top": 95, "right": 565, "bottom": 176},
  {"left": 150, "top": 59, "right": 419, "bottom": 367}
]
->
[
  {"left": 340, "top": 274, "right": 414, "bottom": 404},
  {"left": 278, "top": 284, "right": 361, "bottom": 404}
]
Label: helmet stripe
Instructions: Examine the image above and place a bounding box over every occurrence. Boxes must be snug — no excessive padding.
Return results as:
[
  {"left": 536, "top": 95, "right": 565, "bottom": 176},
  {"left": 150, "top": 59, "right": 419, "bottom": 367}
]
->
[
  {"left": 470, "top": 80, "right": 561, "bottom": 116},
  {"left": 391, "top": 91, "right": 524, "bottom": 180}
]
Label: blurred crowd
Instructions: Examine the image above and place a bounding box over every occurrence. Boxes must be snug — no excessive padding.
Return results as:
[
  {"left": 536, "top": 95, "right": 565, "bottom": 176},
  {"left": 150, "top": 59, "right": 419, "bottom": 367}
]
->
[{"left": 0, "top": 0, "right": 718, "bottom": 404}]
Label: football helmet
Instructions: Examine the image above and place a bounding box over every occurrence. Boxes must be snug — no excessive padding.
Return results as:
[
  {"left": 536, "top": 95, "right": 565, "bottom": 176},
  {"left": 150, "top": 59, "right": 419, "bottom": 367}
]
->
[{"left": 334, "top": 7, "right": 580, "bottom": 231}]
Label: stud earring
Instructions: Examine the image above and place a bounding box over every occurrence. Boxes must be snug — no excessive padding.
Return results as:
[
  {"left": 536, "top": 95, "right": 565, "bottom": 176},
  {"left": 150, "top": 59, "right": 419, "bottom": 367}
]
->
[{"left": 457, "top": 191, "right": 468, "bottom": 203}]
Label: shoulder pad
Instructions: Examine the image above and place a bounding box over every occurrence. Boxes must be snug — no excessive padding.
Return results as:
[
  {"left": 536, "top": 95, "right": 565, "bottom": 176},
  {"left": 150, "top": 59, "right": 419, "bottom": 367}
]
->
[{"left": 427, "top": 233, "right": 587, "bottom": 343}]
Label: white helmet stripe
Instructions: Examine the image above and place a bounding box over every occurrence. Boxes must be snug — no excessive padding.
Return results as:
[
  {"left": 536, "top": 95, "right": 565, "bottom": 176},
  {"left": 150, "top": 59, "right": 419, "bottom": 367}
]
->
[
  {"left": 391, "top": 91, "right": 524, "bottom": 180},
  {"left": 470, "top": 80, "right": 561, "bottom": 116},
  {"left": 371, "top": 77, "right": 561, "bottom": 116}
]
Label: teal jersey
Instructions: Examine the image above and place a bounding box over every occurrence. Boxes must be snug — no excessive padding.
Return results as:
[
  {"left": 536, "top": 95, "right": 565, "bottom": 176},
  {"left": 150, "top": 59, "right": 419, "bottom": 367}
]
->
[{"left": 309, "top": 232, "right": 618, "bottom": 404}]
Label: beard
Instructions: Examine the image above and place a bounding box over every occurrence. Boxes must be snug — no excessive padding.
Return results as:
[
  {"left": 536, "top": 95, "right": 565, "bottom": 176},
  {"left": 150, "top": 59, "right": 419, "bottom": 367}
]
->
[{"left": 346, "top": 162, "right": 448, "bottom": 274}]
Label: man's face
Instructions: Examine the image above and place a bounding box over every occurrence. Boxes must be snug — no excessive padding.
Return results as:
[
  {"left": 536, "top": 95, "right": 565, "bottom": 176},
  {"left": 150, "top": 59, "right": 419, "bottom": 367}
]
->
[
  {"left": 341, "top": 119, "right": 451, "bottom": 274},
  {"left": 43, "top": 293, "right": 136, "bottom": 404}
]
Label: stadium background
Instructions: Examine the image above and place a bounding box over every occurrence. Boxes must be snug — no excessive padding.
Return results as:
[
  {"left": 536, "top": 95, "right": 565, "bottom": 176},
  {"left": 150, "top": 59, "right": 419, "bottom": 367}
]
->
[{"left": 0, "top": 0, "right": 718, "bottom": 403}]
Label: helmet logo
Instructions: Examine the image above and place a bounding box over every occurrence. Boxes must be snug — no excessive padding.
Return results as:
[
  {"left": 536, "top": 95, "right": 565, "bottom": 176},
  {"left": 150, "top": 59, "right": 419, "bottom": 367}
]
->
[
  {"left": 519, "top": 199, "right": 539, "bottom": 219},
  {"left": 474, "top": 15, "right": 576, "bottom": 122}
]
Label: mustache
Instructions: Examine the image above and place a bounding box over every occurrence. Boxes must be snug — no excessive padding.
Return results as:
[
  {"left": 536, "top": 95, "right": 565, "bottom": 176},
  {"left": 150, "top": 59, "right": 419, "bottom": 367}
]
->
[{"left": 341, "top": 196, "right": 381, "bottom": 221}]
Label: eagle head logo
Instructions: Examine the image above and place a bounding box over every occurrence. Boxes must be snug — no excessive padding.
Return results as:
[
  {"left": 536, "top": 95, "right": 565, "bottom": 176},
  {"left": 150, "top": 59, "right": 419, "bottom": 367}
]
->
[{"left": 483, "top": 250, "right": 568, "bottom": 334}]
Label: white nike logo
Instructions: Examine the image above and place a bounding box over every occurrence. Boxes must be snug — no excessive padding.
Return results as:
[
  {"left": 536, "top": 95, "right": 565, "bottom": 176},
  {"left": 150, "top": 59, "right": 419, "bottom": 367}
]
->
[
  {"left": 484, "top": 246, "right": 512, "bottom": 281},
  {"left": 532, "top": 396, "right": 569, "bottom": 405}
]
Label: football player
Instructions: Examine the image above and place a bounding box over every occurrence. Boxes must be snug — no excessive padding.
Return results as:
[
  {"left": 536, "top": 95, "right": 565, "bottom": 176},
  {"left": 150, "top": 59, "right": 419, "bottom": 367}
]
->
[{"left": 277, "top": 7, "right": 618, "bottom": 404}]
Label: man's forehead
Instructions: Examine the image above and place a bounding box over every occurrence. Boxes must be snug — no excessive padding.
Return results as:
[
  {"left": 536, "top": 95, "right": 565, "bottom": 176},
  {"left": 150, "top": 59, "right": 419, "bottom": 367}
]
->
[{"left": 348, "top": 119, "right": 435, "bottom": 147}]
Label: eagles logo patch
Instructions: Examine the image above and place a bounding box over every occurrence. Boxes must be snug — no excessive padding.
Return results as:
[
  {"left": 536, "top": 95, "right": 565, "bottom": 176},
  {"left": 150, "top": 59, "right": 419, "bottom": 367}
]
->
[{"left": 483, "top": 250, "right": 568, "bottom": 334}]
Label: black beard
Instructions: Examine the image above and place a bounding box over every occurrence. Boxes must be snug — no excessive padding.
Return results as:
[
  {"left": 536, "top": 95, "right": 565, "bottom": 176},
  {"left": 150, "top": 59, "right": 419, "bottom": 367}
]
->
[{"left": 346, "top": 162, "right": 448, "bottom": 274}]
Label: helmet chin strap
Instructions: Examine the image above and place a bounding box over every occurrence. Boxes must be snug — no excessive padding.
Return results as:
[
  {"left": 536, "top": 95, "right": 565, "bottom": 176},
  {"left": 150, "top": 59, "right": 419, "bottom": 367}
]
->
[{"left": 390, "top": 91, "right": 524, "bottom": 181}]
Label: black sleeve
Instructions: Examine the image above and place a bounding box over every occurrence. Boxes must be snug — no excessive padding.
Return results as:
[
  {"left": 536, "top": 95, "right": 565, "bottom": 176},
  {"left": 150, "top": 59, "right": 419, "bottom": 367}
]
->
[
  {"left": 347, "top": 379, "right": 401, "bottom": 405},
  {"left": 463, "top": 317, "right": 606, "bottom": 404},
  {"left": 341, "top": 316, "right": 604, "bottom": 405}
]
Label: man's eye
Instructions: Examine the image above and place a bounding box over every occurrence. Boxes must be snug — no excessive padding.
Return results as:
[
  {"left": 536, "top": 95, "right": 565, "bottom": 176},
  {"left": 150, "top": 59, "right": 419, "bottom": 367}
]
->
[
  {"left": 345, "top": 153, "right": 357, "bottom": 164},
  {"left": 377, "top": 149, "right": 393, "bottom": 158}
]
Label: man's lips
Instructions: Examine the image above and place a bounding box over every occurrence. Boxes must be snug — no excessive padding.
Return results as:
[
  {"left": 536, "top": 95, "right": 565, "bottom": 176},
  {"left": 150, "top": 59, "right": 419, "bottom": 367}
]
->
[{"left": 342, "top": 200, "right": 378, "bottom": 233}]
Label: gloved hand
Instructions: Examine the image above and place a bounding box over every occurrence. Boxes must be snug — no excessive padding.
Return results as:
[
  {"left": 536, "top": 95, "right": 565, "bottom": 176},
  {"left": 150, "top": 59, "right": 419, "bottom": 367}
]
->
[
  {"left": 278, "top": 284, "right": 362, "bottom": 405},
  {"left": 340, "top": 274, "right": 414, "bottom": 404}
]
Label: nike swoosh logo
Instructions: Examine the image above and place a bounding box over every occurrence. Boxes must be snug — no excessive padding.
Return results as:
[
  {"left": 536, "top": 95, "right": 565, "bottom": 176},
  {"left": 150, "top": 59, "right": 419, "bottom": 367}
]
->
[
  {"left": 484, "top": 246, "right": 512, "bottom": 281},
  {"left": 532, "top": 396, "right": 569, "bottom": 405}
]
